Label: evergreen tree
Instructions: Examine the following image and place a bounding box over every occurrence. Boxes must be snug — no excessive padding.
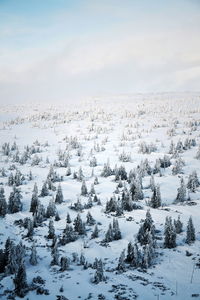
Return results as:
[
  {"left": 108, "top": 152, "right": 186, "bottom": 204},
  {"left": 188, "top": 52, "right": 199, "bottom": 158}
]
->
[
  {"left": 104, "top": 223, "right": 113, "bottom": 242},
  {"left": 40, "top": 181, "right": 49, "bottom": 197},
  {"left": 29, "top": 242, "right": 38, "bottom": 265},
  {"left": 66, "top": 212, "right": 72, "bottom": 223},
  {"left": 14, "top": 261, "right": 28, "bottom": 297},
  {"left": 117, "top": 250, "right": 126, "bottom": 272},
  {"left": 26, "top": 218, "right": 34, "bottom": 237},
  {"left": 174, "top": 215, "right": 183, "bottom": 234},
  {"left": 0, "top": 187, "right": 7, "bottom": 217},
  {"left": 81, "top": 180, "right": 88, "bottom": 196},
  {"left": 112, "top": 218, "right": 121, "bottom": 240},
  {"left": 48, "top": 218, "right": 55, "bottom": 239},
  {"left": 93, "top": 259, "right": 105, "bottom": 283},
  {"left": 137, "top": 210, "right": 155, "bottom": 245},
  {"left": 86, "top": 211, "right": 95, "bottom": 226},
  {"left": 60, "top": 224, "right": 77, "bottom": 245},
  {"left": 30, "top": 191, "right": 39, "bottom": 213},
  {"left": 46, "top": 198, "right": 56, "bottom": 218},
  {"left": 91, "top": 224, "right": 99, "bottom": 239},
  {"left": 187, "top": 171, "right": 199, "bottom": 192},
  {"left": 164, "top": 217, "right": 176, "bottom": 248},
  {"left": 175, "top": 177, "right": 186, "bottom": 203},
  {"left": 60, "top": 256, "right": 69, "bottom": 271},
  {"left": 150, "top": 185, "right": 161, "bottom": 208},
  {"left": 55, "top": 184, "right": 64, "bottom": 204},
  {"left": 73, "top": 214, "right": 86, "bottom": 235},
  {"left": 8, "top": 186, "right": 23, "bottom": 213},
  {"left": 186, "top": 217, "right": 196, "bottom": 244},
  {"left": 51, "top": 242, "right": 59, "bottom": 266}
]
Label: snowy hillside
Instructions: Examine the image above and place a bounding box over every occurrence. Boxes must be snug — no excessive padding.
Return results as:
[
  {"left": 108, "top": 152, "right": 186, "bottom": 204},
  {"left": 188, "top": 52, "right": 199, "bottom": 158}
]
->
[{"left": 0, "top": 93, "right": 200, "bottom": 300}]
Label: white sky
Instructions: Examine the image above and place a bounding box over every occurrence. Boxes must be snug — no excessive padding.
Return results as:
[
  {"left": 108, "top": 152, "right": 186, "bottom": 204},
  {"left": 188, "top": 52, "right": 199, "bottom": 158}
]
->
[{"left": 0, "top": 0, "right": 200, "bottom": 104}]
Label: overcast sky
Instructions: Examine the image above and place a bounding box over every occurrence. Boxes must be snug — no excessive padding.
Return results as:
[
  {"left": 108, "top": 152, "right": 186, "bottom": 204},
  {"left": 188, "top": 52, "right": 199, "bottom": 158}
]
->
[{"left": 0, "top": 0, "right": 200, "bottom": 104}]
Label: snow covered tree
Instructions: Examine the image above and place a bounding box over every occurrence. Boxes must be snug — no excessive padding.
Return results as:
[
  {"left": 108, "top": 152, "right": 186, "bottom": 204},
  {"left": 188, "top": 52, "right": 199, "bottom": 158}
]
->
[
  {"left": 105, "top": 195, "right": 117, "bottom": 213},
  {"left": 195, "top": 145, "right": 200, "bottom": 160},
  {"left": 26, "top": 218, "right": 34, "bottom": 237},
  {"left": 14, "top": 261, "right": 28, "bottom": 297},
  {"left": 30, "top": 190, "right": 39, "bottom": 213},
  {"left": 112, "top": 218, "right": 121, "bottom": 240},
  {"left": 90, "top": 183, "right": 96, "bottom": 195},
  {"left": 175, "top": 177, "right": 186, "bottom": 203},
  {"left": 174, "top": 215, "right": 183, "bottom": 234},
  {"left": 117, "top": 250, "right": 126, "bottom": 272},
  {"left": 34, "top": 203, "right": 45, "bottom": 225},
  {"left": 104, "top": 223, "right": 113, "bottom": 242},
  {"left": 55, "top": 184, "right": 64, "bottom": 204},
  {"left": 94, "top": 176, "right": 99, "bottom": 185},
  {"left": 86, "top": 211, "right": 95, "bottom": 225},
  {"left": 60, "top": 224, "right": 77, "bottom": 245},
  {"left": 29, "top": 242, "right": 38, "bottom": 265},
  {"left": 48, "top": 218, "right": 55, "bottom": 239},
  {"left": 0, "top": 187, "right": 7, "bottom": 217},
  {"left": 51, "top": 242, "right": 59, "bottom": 266},
  {"left": 187, "top": 171, "right": 199, "bottom": 192},
  {"left": 46, "top": 198, "right": 56, "bottom": 218},
  {"left": 91, "top": 224, "right": 99, "bottom": 239},
  {"left": 186, "top": 217, "right": 195, "bottom": 244},
  {"left": 66, "top": 212, "right": 72, "bottom": 223},
  {"left": 8, "top": 186, "right": 23, "bottom": 213},
  {"left": 81, "top": 180, "right": 88, "bottom": 196},
  {"left": 60, "top": 256, "right": 70, "bottom": 271},
  {"left": 73, "top": 214, "right": 86, "bottom": 235},
  {"left": 137, "top": 210, "right": 155, "bottom": 246},
  {"left": 93, "top": 259, "right": 105, "bottom": 283},
  {"left": 149, "top": 175, "right": 155, "bottom": 191},
  {"left": 40, "top": 181, "right": 49, "bottom": 197},
  {"left": 150, "top": 185, "right": 161, "bottom": 208},
  {"left": 164, "top": 217, "right": 176, "bottom": 248}
]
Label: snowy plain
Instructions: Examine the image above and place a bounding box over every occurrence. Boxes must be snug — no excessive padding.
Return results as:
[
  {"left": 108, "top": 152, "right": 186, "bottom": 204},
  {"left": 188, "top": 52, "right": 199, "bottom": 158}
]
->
[{"left": 0, "top": 93, "right": 200, "bottom": 300}]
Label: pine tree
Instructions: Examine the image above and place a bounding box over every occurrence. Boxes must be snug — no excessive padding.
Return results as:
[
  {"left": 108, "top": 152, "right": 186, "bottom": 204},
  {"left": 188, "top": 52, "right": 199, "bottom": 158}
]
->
[
  {"left": 29, "top": 242, "right": 38, "bottom": 265},
  {"left": 137, "top": 210, "right": 155, "bottom": 246},
  {"left": 150, "top": 185, "right": 161, "bottom": 208},
  {"left": 46, "top": 197, "right": 56, "bottom": 218},
  {"left": 86, "top": 211, "right": 95, "bottom": 226},
  {"left": 91, "top": 224, "right": 99, "bottom": 239},
  {"left": 174, "top": 215, "right": 183, "bottom": 234},
  {"left": 93, "top": 259, "right": 105, "bottom": 283},
  {"left": 73, "top": 214, "right": 86, "bottom": 235},
  {"left": 40, "top": 181, "right": 49, "bottom": 197},
  {"left": 164, "top": 217, "right": 176, "bottom": 248},
  {"left": 60, "top": 256, "right": 69, "bottom": 271},
  {"left": 0, "top": 187, "right": 7, "bottom": 216},
  {"left": 112, "top": 218, "right": 121, "bottom": 240},
  {"left": 30, "top": 191, "right": 39, "bottom": 213},
  {"left": 8, "top": 186, "right": 23, "bottom": 213},
  {"left": 55, "top": 184, "right": 64, "bottom": 204},
  {"left": 66, "top": 212, "right": 72, "bottom": 223},
  {"left": 48, "top": 218, "right": 55, "bottom": 239},
  {"left": 26, "top": 218, "right": 34, "bottom": 237},
  {"left": 117, "top": 250, "right": 126, "bottom": 272},
  {"left": 14, "top": 261, "right": 28, "bottom": 297},
  {"left": 60, "top": 224, "right": 77, "bottom": 245},
  {"left": 104, "top": 223, "right": 113, "bottom": 242},
  {"left": 51, "top": 242, "right": 59, "bottom": 266},
  {"left": 186, "top": 217, "right": 195, "bottom": 244},
  {"left": 81, "top": 180, "right": 88, "bottom": 196},
  {"left": 187, "top": 171, "right": 199, "bottom": 192},
  {"left": 175, "top": 177, "right": 186, "bottom": 203}
]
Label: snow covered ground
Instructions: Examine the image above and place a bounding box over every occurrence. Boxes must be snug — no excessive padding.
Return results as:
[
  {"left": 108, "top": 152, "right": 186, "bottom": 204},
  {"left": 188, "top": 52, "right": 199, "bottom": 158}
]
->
[{"left": 0, "top": 93, "right": 200, "bottom": 300}]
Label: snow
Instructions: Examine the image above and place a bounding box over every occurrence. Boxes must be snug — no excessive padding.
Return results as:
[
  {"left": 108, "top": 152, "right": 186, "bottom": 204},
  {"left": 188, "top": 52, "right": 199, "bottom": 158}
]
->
[{"left": 0, "top": 93, "right": 200, "bottom": 299}]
